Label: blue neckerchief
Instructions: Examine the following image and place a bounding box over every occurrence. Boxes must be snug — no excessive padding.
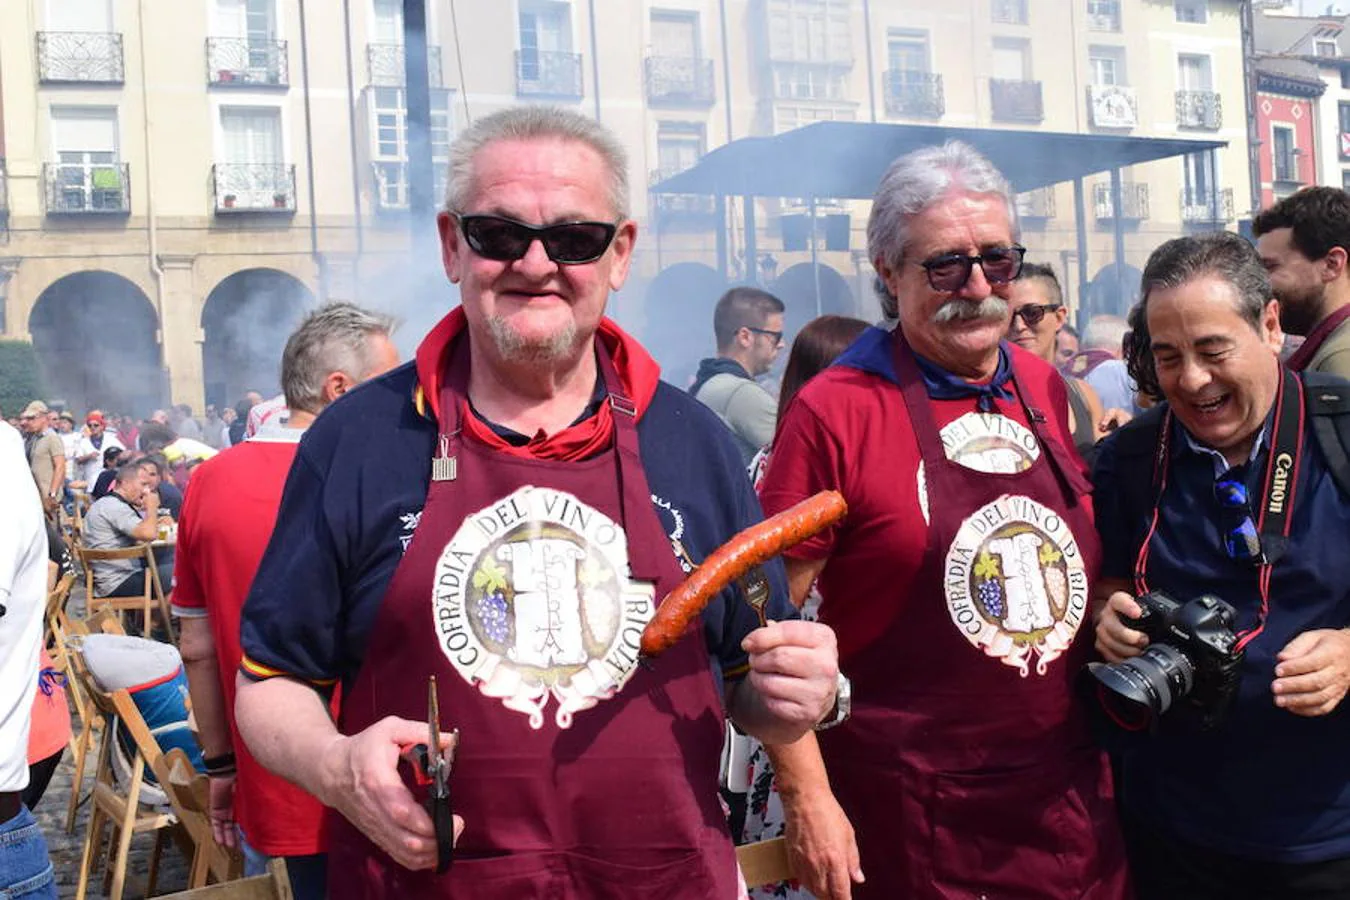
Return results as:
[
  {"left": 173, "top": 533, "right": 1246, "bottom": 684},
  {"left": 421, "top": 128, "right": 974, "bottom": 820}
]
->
[{"left": 833, "top": 326, "right": 1015, "bottom": 411}]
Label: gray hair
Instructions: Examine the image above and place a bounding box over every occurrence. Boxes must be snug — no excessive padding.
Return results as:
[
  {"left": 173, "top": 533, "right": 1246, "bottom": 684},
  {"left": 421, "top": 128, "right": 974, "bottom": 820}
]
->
[
  {"left": 1081, "top": 315, "right": 1130, "bottom": 352},
  {"left": 866, "top": 141, "right": 1018, "bottom": 319},
  {"left": 444, "top": 106, "right": 630, "bottom": 219},
  {"left": 1126, "top": 232, "right": 1272, "bottom": 401},
  {"left": 281, "top": 303, "right": 397, "bottom": 415}
]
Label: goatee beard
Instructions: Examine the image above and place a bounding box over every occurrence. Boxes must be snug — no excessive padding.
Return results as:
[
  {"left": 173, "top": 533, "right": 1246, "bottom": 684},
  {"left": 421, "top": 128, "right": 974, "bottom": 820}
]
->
[{"left": 486, "top": 316, "right": 580, "bottom": 364}]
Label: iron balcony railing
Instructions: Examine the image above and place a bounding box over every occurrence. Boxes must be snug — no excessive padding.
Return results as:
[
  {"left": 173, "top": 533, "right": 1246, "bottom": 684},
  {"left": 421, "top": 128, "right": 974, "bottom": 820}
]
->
[
  {"left": 516, "top": 49, "right": 584, "bottom": 98},
  {"left": 207, "top": 37, "right": 288, "bottom": 87},
  {"left": 1273, "top": 152, "right": 1302, "bottom": 185},
  {"left": 36, "top": 31, "right": 125, "bottom": 84},
  {"left": 644, "top": 56, "right": 715, "bottom": 106},
  {"left": 1092, "top": 183, "right": 1150, "bottom": 220},
  {"left": 883, "top": 71, "right": 944, "bottom": 119},
  {"left": 366, "top": 42, "right": 444, "bottom": 87},
  {"left": 990, "top": 79, "right": 1043, "bottom": 122},
  {"left": 1014, "top": 187, "right": 1055, "bottom": 220},
  {"left": 371, "top": 161, "right": 449, "bottom": 212},
  {"left": 44, "top": 162, "right": 130, "bottom": 215},
  {"left": 1181, "top": 187, "right": 1235, "bottom": 224},
  {"left": 212, "top": 163, "right": 297, "bottom": 213},
  {"left": 1176, "top": 90, "right": 1222, "bottom": 129},
  {"left": 649, "top": 167, "right": 716, "bottom": 217}
]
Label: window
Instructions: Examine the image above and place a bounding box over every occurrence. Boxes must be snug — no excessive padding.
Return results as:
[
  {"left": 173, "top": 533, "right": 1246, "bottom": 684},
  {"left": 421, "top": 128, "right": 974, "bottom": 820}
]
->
[
  {"left": 1174, "top": 0, "right": 1207, "bottom": 24},
  {"left": 1341, "top": 101, "right": 1350, "bottom": 134},
  {"left": 1342, "top": 68, "right": 1350, "bottom": 90},
  {"left": 373, "top": 0, "right": 402, "bottom": 43},
  {"left": 1087, "top": 0, "right": 1121, "bottom": 32},
  {"left": 1273, "top": 126, "right": 1296, "bottom": 182},
  {"left": 45, "top": 0, "right": 112, "bottom": 31},
  {"left": 772, "top": 103, "right": 856, "bottom": 133},
  {"left": 656, "top": 122, "right": 704, "bottom": 175},
  {"left": 991, "top": 0, "right": 1028, "bottom": 25},
  {"left": 1183, "top": 150, "right": 1215, "bottom": 197},
  {"left": 1177, "top": 54, "right": 1213, "bottom": 92},
  {"left": 766, "top": 0, "right": 851, "bottom": 64},
  {"left": 774, "top": 64, "right": 848, "bottom": 100},
  {"left": 992, "top": 37, "right": 1030, "bottom": 81},
  {"left": 1317, "top": 39, "right": 1339, "bottom": 58},
  {"left": 50, "top": 106, "right": 122, "bottom": 211},
  {"left": 1342, "top": 170, "right": 1350, "bottom": 192},
  {"left": 519, "top": 0, "right": 572, "bottom": 79},
  {"left": 651, "top": 10, "right": 699, "bottom": 59},
  {"left": 371, "top": 87, "right": 452, "bottom": 208},
  {"left": 1089, "top": 46, "right": 1126, "bottom": 86},
  {"left": 887, "top": 29, "right": 930, "bottom": 74},
  {"left": 214, "top": 0, "right": 275, "bottom": 39}
]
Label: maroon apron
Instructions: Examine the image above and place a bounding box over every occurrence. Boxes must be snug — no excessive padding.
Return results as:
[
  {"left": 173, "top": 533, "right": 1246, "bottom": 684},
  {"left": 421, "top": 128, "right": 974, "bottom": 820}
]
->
[
  {"left": 817, "top": 333, "right": 1129, "bottom": 899},
  {"left": 329, "top": 345, "right": 738, "bottom": 898}
]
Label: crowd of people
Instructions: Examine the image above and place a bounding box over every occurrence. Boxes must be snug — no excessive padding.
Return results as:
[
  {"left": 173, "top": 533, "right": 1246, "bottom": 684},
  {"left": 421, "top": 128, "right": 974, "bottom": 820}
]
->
[{"left": 3, "top": 104, "right": 1350, "bottom": 900}]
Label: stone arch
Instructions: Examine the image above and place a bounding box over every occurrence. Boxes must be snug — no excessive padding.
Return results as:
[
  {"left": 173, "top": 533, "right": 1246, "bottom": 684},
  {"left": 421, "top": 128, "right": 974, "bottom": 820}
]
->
[
  {"left": 201, "top": 268, "right": 316, "bottom": 410},
  {"left": 772, "top": 263, "right": 855, "bottom": 343},
  {"left": 1084, "top": 262, "right": 1143, "bottom": 324},
  {"left": 642, "top": 262, "right": 727, "bottom": 389},
  {"left": 29, "top": 271, "right": 166, "bottom": 416}
]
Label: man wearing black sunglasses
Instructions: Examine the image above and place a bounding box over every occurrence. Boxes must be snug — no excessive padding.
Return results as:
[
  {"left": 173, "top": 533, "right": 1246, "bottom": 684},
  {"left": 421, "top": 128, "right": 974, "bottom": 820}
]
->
[
  {"left": 690, "top": 287, "right": 787, "bottom": 464},
  {"left": 759, "top": 141, "right": 1127, "bottom": 898},
  {"left": 1094, "top": 232, "right": 1350, "bottom": 898},
  {"left": 236, "top": 105, "right": 842, "bottom": 896}
]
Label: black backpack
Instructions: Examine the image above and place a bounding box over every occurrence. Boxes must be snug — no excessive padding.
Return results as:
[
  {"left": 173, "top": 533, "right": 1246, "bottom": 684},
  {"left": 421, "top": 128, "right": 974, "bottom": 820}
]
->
[{"left": 1100, "top": 370, "right": 1350, "bottom": 501}]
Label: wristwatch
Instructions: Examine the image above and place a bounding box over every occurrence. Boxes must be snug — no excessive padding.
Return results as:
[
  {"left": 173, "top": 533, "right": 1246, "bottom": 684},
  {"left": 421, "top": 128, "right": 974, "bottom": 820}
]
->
[{"left": 814, "top": 672, "right": 852, "bottom": 731}]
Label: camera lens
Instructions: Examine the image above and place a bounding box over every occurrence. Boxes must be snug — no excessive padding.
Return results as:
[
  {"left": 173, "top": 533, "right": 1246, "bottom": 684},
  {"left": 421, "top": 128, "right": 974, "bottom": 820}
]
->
[{"left": 1087, "top": 644, "right": 1196, "bottom": 727}]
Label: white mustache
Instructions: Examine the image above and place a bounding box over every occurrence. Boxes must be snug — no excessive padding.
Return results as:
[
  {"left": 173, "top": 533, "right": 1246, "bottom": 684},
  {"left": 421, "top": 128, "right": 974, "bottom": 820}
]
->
[{"left": 933, "top": 296, "right": 1009, "bottom": 324}]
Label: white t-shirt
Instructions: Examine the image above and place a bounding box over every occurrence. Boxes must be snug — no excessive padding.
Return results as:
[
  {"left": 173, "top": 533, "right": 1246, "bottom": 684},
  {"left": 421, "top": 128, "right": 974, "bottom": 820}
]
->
[
  {"left": 76, "top": 432, "right": 125, "bottom": 487},
  {"left": 60, "top": 431, "right": 81, "bottom": 471},
  {"left": 0, "top": 422, "right": 48, "bottom": 790}
]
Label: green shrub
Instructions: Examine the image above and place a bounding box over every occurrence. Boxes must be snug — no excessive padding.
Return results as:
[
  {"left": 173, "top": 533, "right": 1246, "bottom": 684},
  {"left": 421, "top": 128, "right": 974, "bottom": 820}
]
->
[{"left": 0, "top": 340, "right": 44, "bottom": 419}]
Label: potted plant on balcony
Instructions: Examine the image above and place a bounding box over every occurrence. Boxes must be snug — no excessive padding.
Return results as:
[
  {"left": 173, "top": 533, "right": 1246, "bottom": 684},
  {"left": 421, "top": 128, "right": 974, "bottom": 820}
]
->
[
  {"left": 222, "top": 194, "right": 237, "bottom": 208},
  {"left": 273, "top": 192, "right": 288, "bottom": 208}
]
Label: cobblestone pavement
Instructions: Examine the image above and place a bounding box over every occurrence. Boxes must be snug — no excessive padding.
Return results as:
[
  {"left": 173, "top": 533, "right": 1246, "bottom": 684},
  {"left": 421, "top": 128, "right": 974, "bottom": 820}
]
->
[{"left": 35, "top": 745, "right": 192, "bottom": 899}]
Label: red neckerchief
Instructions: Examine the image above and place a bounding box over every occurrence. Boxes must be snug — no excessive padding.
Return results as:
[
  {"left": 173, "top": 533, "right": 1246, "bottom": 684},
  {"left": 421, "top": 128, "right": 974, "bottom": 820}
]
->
[
  {"left": 1286, "top": 304, "right": 1350, "bottom": 372},
  {"left": 413, "top": 307, "right": 661, "bottom": 461},
  {"left": 1062, "top": 348, "right": 1116, "bottom": 378}
]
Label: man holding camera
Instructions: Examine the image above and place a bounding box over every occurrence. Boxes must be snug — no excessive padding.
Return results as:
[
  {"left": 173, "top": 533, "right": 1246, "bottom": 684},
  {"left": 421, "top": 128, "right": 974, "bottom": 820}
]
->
[{"left": 1093, "top": 231, "right": 1350, "bottom": 898}]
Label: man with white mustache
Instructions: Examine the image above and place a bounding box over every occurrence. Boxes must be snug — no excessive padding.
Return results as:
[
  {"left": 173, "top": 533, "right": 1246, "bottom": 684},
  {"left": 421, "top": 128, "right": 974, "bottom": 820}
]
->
[{"left": 757, "top": 141, "right": 1128, "bottom": 898}]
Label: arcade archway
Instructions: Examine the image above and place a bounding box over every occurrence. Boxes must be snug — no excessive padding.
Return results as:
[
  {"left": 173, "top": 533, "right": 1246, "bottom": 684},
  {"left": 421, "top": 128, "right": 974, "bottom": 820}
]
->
[{"left": 201, "top": 268, "right": 315, "bottom": 410}]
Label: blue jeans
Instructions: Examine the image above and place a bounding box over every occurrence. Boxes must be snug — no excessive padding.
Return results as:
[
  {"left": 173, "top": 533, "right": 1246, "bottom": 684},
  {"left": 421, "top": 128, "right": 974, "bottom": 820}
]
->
[
  {"left": 0, "top": 805, "right": 56, "bottom": 900},
  {"left": 239, "top": 830, "right": 327, "bottom": 900}
]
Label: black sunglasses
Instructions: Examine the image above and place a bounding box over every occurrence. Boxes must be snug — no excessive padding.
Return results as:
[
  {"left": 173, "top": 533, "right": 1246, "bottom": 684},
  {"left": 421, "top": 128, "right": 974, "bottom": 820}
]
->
[
  {"left": 1010, "top": 303, "right": 1063, "bottom": 329},
  {"left": 1215, "top": 479, "right": 1262, "bottom": 564},
  {"left": 458, "top": 214, "right": 619, "bottom": 265},
  {"left": 747, "top": 327, "right": 784, "bottom": 344},
  {"left": 918, "top": 245, "right": 1026, "bottom": 292}
]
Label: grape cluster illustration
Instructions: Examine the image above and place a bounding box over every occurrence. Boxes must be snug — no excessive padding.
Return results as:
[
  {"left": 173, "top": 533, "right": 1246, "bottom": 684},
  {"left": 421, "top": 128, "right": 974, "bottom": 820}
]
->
[
  {"left": 977, "top": 579, "right": 1005, "bottom": 619},
  {"left": 477, "top": 589, "right": 510, "bottom": 644}
]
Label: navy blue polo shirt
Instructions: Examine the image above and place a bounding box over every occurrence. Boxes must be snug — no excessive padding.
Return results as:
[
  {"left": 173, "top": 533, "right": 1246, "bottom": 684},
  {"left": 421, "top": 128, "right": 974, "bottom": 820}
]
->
[
  {"left": 239, "top": 360, "right": 792, "bottom": 693},
  {"left": 1094, "top": 410, "right": 1350, "bottom": 863}
]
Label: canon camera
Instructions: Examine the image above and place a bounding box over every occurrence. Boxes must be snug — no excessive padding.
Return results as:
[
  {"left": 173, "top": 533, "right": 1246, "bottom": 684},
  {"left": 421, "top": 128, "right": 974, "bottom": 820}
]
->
[{"left": 1086, "top": 591, "right": 1243, "bottom": 731}]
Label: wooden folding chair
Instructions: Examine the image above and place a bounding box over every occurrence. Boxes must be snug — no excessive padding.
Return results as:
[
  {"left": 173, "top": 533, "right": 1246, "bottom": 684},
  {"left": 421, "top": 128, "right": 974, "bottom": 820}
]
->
[
  {"left": 156, "top": 859, "right": 293, "bottom": 900},
  {"left": 736, "top": 837, "right": 796, "bottom": 890},
  {"left": 74, "top": 543, "right": 174, "bottom": 639},
  {"left": 69, "top": 633, "right": 239, "bottom": 900}
]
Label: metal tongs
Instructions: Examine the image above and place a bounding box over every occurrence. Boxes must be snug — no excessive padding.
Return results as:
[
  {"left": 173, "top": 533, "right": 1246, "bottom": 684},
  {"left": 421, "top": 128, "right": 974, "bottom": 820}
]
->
[{"left": 404, "top": 676, "right": 458, "bottom": 873}]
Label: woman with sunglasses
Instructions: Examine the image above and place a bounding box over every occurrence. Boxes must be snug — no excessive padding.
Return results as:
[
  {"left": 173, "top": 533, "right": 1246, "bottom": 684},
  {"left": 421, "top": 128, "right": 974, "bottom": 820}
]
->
[{"left": 758, "top": 142, "right": 1128, "bottom": 899}]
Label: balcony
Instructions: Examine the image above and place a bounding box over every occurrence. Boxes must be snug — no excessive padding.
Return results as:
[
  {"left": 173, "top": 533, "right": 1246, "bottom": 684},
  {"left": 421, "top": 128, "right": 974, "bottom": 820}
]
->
[
  {"left": 1176, "top": 90, "right": 1222, "bottom": 130},
  {"left": 366, "top": 42, "right": 444, "bottom": 88},
  {"left": 644, "top": 56, "right": 715, "bottom": 106},
  {"left": 211, "top": 163, "right": 297, "bottom": 214},
  {"left": 371, "top": 161, "right": 449, "bottom": 212},
  {"left": 649, "top": 167, "right": 716, "bottom": 219},
  {"left": 1273, "top": 152, "right": 1303, "bottom": 190},
  {"left": 1181, "top": 187, "right": 1234, "bottom": 224},
  {"left": 1014, "top": 187, "right": 1055, "bottom": 220},
  {"left": 990, "top": 79, "right": 1043, "bottom": 122},
  {"left": 1093, "top": 183, "right": 1150, "bottom": 220},
  {"left": 36, "top": 31, "right": 124, "bottom": 84},
  {"left": 516, "top": 50, "right": 584, "bottom": 98},
  {"left": 992, "top": 0, "right": 1029, "bottom": 24},
  {"left": 1088, "top": 84, "right": 1137, "bottom": 129},
  {"left": 1087, "top": 1, "right": 1121, "bottom": 31},
  {"left": 44, "top": 162, "right": 130, "bottom": 215},
  {"left": 884, "top": 71, "right": 944, "bottom": 119},
  {"left": 206, "top": 37, "right": 288, "bottom": 88}
]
